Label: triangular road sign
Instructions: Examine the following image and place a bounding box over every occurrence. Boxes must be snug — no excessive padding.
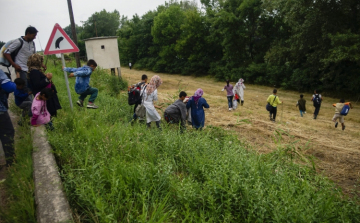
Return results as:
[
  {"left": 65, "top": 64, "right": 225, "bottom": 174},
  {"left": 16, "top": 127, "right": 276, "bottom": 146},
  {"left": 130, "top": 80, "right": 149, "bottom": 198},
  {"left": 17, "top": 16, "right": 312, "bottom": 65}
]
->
[{"left": 44, "top": 23, "right": 79, "bottom": 55}]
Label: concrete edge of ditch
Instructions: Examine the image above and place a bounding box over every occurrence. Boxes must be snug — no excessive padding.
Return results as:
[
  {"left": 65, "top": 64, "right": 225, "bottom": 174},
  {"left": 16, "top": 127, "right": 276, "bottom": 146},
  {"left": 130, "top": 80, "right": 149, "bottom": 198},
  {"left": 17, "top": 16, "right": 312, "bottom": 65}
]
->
[{"left": 32, "top": 126, "right": 73, "bottom": 223}]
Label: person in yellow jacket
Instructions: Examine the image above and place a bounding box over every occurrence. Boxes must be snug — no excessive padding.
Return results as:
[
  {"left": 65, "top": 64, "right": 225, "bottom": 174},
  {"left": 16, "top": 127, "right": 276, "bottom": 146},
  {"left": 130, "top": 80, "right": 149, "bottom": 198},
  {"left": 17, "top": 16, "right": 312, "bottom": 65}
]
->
[{"left": 267, "top": 89, "right": 283, "bottom": 122}]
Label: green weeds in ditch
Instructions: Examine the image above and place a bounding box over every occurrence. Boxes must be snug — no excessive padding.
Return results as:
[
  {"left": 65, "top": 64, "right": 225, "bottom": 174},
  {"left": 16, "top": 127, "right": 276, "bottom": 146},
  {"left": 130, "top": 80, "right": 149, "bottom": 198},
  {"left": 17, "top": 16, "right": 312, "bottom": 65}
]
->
[
  {"left": 46, "top": 62, "right": 360, "bottom": 222},
  {"left": 0, "top": 104, "right": 36, "bottom": 222}
]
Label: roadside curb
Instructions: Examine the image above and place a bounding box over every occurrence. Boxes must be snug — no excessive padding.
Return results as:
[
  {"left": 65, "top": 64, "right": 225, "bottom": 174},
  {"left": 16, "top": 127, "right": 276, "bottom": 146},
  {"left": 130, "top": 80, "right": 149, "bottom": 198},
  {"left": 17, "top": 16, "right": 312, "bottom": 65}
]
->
[{"left": 32, "top": 126, "right": 73, "bottom": 223}]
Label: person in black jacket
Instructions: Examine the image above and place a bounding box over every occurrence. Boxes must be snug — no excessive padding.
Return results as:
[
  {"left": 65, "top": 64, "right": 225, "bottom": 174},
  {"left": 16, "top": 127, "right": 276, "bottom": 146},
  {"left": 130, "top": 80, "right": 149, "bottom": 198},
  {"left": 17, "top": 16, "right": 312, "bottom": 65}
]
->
[{"left": 27, "top": 54, "right": 61, "bottom": 117}]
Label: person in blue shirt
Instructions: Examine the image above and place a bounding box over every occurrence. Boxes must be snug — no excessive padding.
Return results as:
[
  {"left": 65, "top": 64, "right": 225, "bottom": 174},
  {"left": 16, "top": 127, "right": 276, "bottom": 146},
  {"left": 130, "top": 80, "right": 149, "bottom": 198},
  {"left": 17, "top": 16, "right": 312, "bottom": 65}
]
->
[
  {"left": 14, "top": 78, "right": 32, "bottom": 118},
  {"left": 63, "top": 59, "right": 98, "bottom": 109},
  {"left": 186, "top": 88, "right": 210, "bottom": 130},
  {"left": 0, "top": 70, "right": 16, "bottom": 167}
]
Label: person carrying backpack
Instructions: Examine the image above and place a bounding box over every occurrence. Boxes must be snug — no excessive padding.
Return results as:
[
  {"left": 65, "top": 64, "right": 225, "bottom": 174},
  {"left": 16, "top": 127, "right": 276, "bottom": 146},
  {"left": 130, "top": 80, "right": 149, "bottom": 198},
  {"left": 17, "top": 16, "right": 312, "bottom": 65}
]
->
[
  {"left": 3, "top": 26, "right": 46, "bottom": 93},
  {"left": 129, "top": 74, "right": 148, "bottom": 123},
  {"left": 311, "top": 89, "right": 322, "bottom": 119},
  {"left": 332, "top": 99, "right": 352, "bottom": 131},
  {"left": 267, "top": 89, "right": 283, "bottom": 122}
]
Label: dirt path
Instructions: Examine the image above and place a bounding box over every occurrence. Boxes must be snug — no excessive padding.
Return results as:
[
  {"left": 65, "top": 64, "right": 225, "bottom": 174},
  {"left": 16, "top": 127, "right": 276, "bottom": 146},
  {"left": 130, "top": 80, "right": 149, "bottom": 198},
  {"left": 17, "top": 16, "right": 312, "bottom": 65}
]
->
[{"left": 121, "top": 67, "right": 360, "bottom": 196}]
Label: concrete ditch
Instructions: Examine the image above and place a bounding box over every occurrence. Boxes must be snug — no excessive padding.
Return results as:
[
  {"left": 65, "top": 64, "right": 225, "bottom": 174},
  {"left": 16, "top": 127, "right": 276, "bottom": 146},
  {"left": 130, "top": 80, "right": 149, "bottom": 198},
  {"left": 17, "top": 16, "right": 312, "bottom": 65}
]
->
[
  {"left": 32, "top": 126, "right": 73, "bottom": 223},
  {"left": 1, "top": 66, "right": 73, "bottom": 222}
]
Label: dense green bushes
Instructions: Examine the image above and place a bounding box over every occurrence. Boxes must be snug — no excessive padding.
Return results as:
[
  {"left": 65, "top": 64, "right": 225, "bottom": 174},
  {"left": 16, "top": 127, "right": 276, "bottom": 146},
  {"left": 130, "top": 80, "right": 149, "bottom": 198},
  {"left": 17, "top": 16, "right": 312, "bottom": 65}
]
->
[
  {"left": 115, "top": 0, "right": 360, "bottom": 98},
  {"left": 46, "top": 62, "right": 360, "bottom": 222}
]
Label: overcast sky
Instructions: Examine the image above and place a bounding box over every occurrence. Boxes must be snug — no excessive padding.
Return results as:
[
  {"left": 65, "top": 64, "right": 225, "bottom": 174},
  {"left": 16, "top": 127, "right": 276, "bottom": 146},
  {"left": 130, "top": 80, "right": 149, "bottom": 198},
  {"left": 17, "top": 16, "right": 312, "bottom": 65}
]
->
[{"left": 0, "top": 0, "right": 201, "bottom": 49}]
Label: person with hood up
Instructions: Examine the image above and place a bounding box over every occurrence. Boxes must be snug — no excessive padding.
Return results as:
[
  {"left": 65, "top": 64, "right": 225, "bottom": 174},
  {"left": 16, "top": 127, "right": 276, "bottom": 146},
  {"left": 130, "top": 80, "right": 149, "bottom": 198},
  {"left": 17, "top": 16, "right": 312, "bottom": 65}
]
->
[
  {"left": 186, "top": 88, "right": 210, "bottom": 130},
  {"left": 234, "top": 78, "right": 246, "bottom": 106},
  {"left": 141, "top": 75, "right": 163, "bottom": 129}
]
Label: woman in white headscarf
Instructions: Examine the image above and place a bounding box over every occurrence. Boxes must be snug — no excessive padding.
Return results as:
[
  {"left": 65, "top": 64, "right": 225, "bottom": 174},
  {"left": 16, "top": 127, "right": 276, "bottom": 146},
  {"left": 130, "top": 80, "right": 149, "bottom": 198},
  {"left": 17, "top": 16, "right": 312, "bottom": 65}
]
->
[
  {"left": 234, "top": 78, "right": 246, "bottom": 106},
  {"left": 141, "top": 75, "right": 163, "bottom": 129}
]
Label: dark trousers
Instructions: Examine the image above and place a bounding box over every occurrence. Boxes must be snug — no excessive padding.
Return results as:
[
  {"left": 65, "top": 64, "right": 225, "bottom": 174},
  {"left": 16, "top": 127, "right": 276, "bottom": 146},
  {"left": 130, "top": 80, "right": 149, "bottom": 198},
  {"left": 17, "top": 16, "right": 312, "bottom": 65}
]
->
[
  {"left": 0, "top": 111, "right": 15, "bottom": 166},
  {"left": 132, "top": 104, "right": 139, "bottom": 119},
  {"left": 270, "top": 107, "right": 277, "bottom": 120},
  {"left": 227, "top": 96, "right": 233, "bottom": 108},
  {"left": 79, "top": 87, "right": 98, "bottom": 103},
  {"left": 314, "top": 106, "right": 320, "bottom": 117}
]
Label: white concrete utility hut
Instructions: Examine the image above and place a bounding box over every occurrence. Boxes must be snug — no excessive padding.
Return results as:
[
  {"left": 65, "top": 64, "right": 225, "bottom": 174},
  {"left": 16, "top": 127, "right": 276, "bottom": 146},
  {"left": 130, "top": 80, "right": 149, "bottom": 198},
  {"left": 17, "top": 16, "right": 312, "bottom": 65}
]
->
[{"left": 84, "top": 36, "right": 121, "bottom": 76}]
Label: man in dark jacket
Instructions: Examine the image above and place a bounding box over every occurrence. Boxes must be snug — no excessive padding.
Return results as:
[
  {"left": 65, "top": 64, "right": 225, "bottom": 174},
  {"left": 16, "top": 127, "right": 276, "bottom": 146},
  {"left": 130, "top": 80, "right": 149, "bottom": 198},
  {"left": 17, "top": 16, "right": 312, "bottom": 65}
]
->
[
  {"left": 0, "top": 70, "right": 16, "bottom": 167},
  {"left": 164, "top": 91, "right": 187, "bottom": 131},
  {"left": 296, "top": 94, "right": 306, "bottom": 117}
]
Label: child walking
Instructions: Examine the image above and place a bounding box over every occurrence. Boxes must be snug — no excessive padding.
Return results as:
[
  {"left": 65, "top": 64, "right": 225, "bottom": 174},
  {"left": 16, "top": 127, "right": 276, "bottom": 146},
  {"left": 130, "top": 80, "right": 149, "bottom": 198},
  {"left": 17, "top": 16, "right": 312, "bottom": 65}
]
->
[
  {"left": 296, "top": 94, "right": 306, "bottom": 117},
  {"left": 332, "top": 99, "right": 352, "bottom": 131},
  {"left": 31, "top": 88, "right": 53, "bottom": 127},
  {"left": 14, "top": 78, "right": 32, "bottom": 118},
  {"left": 63, "top": 59, "right": 98, "bottom": 109},
  {"left": 267, "top": 89, "right": 283, "bottom": 122},
  {"left": 221, "top": 80, "right": 234, "bottom": 111}
]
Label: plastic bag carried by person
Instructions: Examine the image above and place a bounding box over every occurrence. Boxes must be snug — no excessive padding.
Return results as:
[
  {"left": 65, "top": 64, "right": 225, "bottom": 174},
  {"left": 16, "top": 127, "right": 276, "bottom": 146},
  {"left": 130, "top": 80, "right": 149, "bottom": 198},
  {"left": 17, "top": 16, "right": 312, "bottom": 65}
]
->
[{"left": 233, "top": 99, "right": 238, "bottom": 109}]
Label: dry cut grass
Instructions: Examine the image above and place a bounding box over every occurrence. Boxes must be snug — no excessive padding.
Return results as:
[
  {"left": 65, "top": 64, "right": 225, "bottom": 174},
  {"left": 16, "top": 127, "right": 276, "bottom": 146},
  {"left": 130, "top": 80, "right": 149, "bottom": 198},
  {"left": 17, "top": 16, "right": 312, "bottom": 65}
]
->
[{"left": 121, "top": 67, "right": 360, "bottom": 196}]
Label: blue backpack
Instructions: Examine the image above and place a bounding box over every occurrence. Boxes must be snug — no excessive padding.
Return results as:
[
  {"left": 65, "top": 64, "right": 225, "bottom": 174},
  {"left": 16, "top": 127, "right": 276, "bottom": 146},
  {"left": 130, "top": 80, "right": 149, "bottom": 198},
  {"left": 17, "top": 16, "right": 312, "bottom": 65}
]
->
[{"left": 340, "top": 104, "right": 350, "bottom": 116}]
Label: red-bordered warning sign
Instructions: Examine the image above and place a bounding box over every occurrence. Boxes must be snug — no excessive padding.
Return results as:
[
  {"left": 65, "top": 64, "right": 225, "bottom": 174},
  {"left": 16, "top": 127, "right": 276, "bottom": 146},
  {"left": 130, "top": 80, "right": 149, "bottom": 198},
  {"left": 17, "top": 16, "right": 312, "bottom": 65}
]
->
[{"left": 44, "top": 23, "right": 79, "bottom": 55}]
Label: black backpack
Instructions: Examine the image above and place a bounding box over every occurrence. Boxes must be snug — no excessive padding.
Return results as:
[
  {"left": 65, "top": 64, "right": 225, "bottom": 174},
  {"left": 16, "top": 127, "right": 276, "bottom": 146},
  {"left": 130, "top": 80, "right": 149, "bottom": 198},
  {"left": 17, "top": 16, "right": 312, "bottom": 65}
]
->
[
  {"left": 128, "top": 84, "right": 146, "bottom": 105},
  {"left": 313, "top": 94, "right": 321, "bottom": 107}
]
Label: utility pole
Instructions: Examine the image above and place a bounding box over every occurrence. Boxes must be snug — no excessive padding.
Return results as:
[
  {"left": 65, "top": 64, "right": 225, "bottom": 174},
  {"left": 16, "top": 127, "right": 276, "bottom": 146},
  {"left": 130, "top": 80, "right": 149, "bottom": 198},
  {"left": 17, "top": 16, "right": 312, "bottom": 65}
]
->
[
  {"left": 94, "top": 19, "right": 98, "bottom": 37},
  {"left": 67, "top": 0, "right": 81, "bottom": 68}
]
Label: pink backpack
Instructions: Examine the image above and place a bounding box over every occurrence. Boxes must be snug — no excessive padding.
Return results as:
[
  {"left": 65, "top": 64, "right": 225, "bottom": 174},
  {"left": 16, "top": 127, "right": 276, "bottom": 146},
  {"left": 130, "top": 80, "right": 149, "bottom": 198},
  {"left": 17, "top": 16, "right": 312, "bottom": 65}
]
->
[{"left": 31, "top": 93, "right": 51, "bottom": 125}]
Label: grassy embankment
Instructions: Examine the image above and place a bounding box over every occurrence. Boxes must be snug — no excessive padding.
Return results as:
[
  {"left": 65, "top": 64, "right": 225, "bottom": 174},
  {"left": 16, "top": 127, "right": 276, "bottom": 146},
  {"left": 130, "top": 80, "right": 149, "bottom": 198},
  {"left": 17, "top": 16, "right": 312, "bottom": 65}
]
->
[
  {"left": 0, "top": 103, "right": 36, "bottom": 222},
  {"left": 46, "top": 60, "right": 360, "bottom": 222}
]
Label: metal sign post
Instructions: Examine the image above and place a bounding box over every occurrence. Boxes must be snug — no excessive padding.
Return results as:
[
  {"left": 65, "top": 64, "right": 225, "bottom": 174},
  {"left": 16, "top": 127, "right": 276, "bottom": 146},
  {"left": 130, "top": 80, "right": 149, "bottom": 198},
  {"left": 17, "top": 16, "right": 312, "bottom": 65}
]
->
[
  {"left": 44, "top": 23, "right": 79, "bottom": 110},
  {"left": 61, "top": 53, "right": 73, "bottom": 110}
]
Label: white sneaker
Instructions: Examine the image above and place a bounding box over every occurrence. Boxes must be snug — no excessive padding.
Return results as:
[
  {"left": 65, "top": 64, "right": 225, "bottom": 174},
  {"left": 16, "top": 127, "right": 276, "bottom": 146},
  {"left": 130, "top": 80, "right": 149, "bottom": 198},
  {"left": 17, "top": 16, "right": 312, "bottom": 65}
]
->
[
  {"left": 76, "top": 100, "right": 84, "bottom": 107},
  {"left": 229, "top": 108, "right": 232, "bottom": 111},
  {"left": 87, "top": 103, "right": 98, "bottom": 109}
]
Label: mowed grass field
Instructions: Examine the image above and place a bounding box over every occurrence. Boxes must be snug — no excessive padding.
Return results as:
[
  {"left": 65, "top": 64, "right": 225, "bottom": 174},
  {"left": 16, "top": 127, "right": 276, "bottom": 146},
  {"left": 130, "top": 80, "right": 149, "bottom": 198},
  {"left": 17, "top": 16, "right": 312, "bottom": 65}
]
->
[{"left": 121, "top": 67, "right": 360, "bottom": 195}]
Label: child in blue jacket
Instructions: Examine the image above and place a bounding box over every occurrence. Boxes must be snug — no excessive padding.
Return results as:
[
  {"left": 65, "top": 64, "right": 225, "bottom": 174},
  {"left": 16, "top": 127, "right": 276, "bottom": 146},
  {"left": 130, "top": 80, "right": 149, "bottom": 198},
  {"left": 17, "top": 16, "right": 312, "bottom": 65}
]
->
[
  {"left": 63, "top": 59, "right": 98, "bottom": 109},
  {"left": 14, "top": 78, "right": 32, "bottom": 118}
]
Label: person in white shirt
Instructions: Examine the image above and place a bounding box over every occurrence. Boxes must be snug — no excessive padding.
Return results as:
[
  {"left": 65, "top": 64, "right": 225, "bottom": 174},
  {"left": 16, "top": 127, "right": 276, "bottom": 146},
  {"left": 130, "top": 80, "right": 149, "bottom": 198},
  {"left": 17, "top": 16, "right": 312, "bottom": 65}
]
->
[{"left": 141, "top": 75, "right": 163, "bottom": 129}]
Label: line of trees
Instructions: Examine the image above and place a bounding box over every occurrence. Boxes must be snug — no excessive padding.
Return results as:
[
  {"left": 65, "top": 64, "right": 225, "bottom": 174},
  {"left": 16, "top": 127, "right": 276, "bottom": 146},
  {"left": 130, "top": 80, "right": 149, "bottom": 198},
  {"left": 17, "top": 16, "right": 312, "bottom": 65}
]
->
[{"left": 67, "top": 0, "right": 360, "bottom": 97}]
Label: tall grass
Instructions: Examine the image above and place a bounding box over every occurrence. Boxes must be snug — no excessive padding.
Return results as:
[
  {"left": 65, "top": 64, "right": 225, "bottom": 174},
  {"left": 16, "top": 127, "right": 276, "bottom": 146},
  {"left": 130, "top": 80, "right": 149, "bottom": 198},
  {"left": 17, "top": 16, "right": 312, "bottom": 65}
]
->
[
  {"left": 46, "top": 60, "right": 360, "bottom": 222},
  {"left": 0, "top": 104, "right": 36, "bottom": 222}
]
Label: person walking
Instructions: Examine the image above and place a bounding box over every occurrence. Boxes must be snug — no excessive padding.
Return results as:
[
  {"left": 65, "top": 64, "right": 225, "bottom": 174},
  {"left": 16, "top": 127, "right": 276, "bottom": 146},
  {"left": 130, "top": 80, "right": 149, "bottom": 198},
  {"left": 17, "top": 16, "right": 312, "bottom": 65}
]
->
[
  {"left": 267, "top": 89, "right": 283, "bottom": 122},
  {"left": 221, "top": 80, "right": 234, "bottom": 111},
  {"left": 129, "top": 74, "right": 148, "bottom": 123},
  {"left": 186, "top": 88, "right": 210, "bottom": 130},
  {"left": 296, "top": 94, "right": 306, "bottom": 117},
  {"left": 234, "top": 78, "right": 246, "bottom": 106},
  {"left": 311, "top": 89, "right": 322, "bottom": 119},
  {"left": 0, "top": 70, "right": 16, "bottom": 167},
  {"left": 4, "top": 26, "right": 46, "bottom": 92},
  {"left": 129, "top": 62, "right": 132, "bottom": 70},
  {"left": 141, "top": 75, "right": 163, "bottom": 129},
  {"left": 332, "top": 99, "right": 352, "bottom": 131}
]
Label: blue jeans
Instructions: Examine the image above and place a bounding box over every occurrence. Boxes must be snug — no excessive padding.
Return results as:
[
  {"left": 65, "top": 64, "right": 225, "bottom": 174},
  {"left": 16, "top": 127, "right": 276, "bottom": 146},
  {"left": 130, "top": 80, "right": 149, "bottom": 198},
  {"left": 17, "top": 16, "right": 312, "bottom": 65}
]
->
[
  {"left": 300, "top": 110, "right": 304, "bottom": 117},
  {"left": 227, "top": 96, "right": 233, "bottom": 108},
  {"left": 79, "top": 87, "right": 98, "bottom": 103}
]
